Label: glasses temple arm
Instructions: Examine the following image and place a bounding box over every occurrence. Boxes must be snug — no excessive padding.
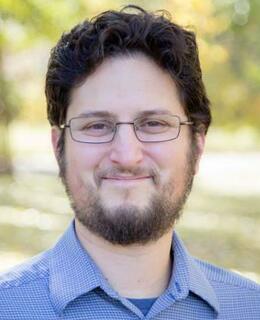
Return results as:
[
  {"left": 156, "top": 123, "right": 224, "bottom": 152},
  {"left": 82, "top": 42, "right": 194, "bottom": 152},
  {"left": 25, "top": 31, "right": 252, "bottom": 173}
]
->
[{"left": 180, "top": 121, "right": 193, "bottom": 126}]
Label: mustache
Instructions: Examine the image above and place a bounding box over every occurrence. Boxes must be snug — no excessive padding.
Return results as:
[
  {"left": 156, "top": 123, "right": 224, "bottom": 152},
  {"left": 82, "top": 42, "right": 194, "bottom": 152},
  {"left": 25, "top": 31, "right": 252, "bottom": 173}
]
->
[{"left": 94, "top": 166, "right": 160, "bottom": 186}]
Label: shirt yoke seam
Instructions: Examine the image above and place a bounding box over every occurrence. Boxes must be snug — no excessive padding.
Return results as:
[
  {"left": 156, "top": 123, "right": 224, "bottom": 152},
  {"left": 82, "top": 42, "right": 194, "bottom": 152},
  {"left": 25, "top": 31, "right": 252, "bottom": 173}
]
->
[
  {"left": 0, "top": 269, "right": 49, "bottom": 290},
  {"left": 194, "top": 259, "right": 260, "bottom": 292},
  {"left": 209, "top": 277, "right": 260, "bottom": 292}
]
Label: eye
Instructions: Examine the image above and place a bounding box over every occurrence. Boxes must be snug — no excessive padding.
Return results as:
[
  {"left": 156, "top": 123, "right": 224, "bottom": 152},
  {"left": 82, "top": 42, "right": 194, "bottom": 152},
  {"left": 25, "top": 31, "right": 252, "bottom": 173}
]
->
[
  {"left": 88, "top": 122, "right": 108, "bottom": 130},
  {"left": 146, "top": 120, "right": 166, "bottom": 127},
  {"left": 137, "top": 118, "right": 170, "bottom": 133},
  {"left": 80, "top": 120, "right": 114, "bottom": 136}
]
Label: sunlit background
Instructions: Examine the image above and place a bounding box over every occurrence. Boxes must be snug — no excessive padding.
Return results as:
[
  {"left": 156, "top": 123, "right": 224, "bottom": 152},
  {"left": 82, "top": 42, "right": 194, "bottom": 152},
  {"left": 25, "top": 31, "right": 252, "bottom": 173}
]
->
[{"left": 0, "top": 0, "right": 259, "bottom": 282}]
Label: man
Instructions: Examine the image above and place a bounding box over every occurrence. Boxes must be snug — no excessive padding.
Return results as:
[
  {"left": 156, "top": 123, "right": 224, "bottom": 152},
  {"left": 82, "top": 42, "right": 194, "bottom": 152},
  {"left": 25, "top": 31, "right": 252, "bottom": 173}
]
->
[{"left": 0, "top": 5, "right": 259, "bottom": 319}]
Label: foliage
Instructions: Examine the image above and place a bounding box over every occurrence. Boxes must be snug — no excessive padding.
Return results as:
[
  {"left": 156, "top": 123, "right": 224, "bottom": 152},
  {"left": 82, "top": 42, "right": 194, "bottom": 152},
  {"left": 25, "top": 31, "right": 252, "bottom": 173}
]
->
[
  {"left": 208, "top": 0, "right": 260, "bottom": 129},
  {"left": 0, "top": 0, "right": 90, "bottom": 172}
]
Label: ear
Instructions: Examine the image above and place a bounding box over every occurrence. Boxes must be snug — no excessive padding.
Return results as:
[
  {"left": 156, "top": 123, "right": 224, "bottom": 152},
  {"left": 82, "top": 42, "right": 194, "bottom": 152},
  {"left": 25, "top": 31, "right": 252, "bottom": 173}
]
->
[
  {"left": 194, "top": 132, "right": 205, "bottom": 175},
  {"left": 51, "top": 126, "right": 62, "bottom": 163}
]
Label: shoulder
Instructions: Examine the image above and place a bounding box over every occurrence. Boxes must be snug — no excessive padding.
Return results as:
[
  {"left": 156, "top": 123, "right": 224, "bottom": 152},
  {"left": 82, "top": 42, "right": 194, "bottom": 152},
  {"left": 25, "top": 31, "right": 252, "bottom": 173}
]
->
[
  {"left": 194, "top": 257, "right": 260, "bottom": 317},
  {"left": 0, "top": 250, "right": 50, "bottom": 291},
  {"left": 195, "top": 258, "right": 260, "bottom": 292},
  {"left": 192, "top": 258, "right": 260, "bottom": 317},
  {"left": 0, "top": 250, "right": 55, "bottom": 318}
]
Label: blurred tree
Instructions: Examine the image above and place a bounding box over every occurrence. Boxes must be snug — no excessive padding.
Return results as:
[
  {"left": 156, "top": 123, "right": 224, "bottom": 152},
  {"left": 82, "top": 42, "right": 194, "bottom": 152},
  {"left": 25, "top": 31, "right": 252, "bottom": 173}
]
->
[
  {"left": 203, "top": 0, "right": 260, "bottom": 129},
  {"left": 0, "top": 0, "right": 90, "bottom": 173},
  {"left": 0, "top": 46, "right": 16, "bottom": 173}
]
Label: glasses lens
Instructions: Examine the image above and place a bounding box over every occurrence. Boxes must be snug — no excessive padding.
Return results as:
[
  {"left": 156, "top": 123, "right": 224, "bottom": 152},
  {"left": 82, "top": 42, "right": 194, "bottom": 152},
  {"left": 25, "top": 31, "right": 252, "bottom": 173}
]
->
[
  {"left": 135, "top": 115, "right": 180, "bottom": 142},
  {"left": 70, "top": 117, "right": 115, "bottom": 143}
]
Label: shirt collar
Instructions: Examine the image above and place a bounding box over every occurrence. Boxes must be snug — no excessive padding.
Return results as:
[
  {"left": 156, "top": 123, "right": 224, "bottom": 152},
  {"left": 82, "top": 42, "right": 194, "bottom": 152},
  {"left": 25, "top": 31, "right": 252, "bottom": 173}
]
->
[
  {"left": 168, "top": 232, "right": 220, "bottom": 314},
  {"left": 49, "top": 221, "right": 103, "bottom": 315}
]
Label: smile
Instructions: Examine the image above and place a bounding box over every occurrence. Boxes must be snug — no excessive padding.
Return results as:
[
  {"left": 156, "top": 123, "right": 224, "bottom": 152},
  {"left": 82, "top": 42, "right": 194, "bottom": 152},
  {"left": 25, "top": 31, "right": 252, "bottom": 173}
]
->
[
  {"left": 101, "top": 176, "right": 152, "bottom": 186},
  {"left": 102, "top": 176, "right": 151, "bottom": 180}
]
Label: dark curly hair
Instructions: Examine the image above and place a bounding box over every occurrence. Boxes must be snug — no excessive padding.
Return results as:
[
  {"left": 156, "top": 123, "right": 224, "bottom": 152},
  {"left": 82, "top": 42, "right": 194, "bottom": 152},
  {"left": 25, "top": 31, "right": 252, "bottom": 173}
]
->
[{"left": 45, "top": 5, "right": 211, "bottom": 149}]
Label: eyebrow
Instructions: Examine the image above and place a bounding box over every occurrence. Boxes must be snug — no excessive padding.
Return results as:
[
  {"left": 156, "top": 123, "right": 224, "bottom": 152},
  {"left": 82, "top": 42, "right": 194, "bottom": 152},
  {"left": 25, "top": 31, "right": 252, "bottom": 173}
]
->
[
  {"left": 76, "top": 109, "right": 174, "bottom": 119},
  {"left": 136, "top": 109, "right": 173, "bottom": 117},
  {"left": 77, "top": 111, "right": 115, "bottom": 118}
]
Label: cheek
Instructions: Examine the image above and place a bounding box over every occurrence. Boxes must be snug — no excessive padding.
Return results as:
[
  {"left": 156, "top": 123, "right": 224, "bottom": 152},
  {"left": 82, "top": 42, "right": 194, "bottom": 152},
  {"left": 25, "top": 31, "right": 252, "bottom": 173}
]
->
[
  {"left": 147, "top": 142, "right": 188, "bottom": 178},
  {"left": 65, "top": 143, "right": 105, "bottom": 187}
]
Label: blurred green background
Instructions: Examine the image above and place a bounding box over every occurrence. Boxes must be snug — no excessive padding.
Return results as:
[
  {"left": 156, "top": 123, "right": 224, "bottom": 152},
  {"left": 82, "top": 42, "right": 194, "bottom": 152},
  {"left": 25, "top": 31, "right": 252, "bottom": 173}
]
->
[{"left": 0, "top": 0, "right": 259, "bottom": 282}]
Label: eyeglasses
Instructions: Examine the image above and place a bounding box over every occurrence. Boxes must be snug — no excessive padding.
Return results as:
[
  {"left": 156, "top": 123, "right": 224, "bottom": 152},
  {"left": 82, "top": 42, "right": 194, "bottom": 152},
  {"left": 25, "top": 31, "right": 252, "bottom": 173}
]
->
[{"left": 60, "top": 114, "right": 193, "bottom": 144}]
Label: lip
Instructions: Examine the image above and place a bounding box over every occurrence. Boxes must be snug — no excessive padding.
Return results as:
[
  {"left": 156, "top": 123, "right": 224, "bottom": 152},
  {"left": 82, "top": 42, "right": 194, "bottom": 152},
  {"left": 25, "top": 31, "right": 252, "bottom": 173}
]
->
[{"left": 102, "top": 176, "right": 151, "bottom": 181}]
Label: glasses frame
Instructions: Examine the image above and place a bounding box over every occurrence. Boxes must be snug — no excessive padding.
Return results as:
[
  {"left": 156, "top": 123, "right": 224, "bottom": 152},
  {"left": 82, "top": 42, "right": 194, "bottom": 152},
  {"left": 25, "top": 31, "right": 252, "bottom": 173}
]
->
[{"left": 60, "top": 115, "right": 193, "bottom": 144}]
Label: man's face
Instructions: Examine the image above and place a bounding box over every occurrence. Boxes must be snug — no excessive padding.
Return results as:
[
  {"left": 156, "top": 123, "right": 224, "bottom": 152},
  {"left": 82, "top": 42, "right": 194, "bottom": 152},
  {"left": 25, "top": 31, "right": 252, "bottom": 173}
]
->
[{"left": 52, "top": 54, "right": 204, "bottom": 245}]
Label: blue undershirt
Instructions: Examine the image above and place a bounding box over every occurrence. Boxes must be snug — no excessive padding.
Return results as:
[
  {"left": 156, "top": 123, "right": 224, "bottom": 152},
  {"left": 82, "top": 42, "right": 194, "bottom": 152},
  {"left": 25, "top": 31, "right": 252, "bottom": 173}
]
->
[{"left": 128, "top": 298, "right": 157, "bottom": 316}]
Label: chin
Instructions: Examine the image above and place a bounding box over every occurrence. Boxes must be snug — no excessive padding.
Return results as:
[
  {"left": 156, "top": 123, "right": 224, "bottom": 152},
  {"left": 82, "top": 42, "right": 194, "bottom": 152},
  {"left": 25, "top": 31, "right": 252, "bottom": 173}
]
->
[
  {"left": 102, "top": 198, "right": 149, "bottom": 214},
  {"left": 100, "top": 189, "right": 152, "bottom": 212},
  {"left": 99, "top": 182, "right": 154, "bottom": 205}
]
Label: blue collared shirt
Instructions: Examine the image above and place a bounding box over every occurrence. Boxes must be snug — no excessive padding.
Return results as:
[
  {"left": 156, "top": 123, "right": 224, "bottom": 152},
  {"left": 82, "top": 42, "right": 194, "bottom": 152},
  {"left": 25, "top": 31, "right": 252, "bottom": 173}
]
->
[{"left": 0, "top": 221, "right": 259, "bottom": 319}]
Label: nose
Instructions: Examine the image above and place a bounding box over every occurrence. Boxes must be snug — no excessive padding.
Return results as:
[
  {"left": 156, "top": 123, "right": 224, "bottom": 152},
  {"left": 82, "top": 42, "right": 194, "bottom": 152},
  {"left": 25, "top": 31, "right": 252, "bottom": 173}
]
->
[{"left": 109, "top": 123, "right": 144, "bottom": 169}]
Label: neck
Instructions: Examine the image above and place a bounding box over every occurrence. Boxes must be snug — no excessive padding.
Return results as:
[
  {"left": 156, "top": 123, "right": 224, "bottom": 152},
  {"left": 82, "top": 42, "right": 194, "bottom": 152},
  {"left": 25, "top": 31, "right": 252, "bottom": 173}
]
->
[{"left": 75, "top": 219, "right": 173, "bottom": 298}]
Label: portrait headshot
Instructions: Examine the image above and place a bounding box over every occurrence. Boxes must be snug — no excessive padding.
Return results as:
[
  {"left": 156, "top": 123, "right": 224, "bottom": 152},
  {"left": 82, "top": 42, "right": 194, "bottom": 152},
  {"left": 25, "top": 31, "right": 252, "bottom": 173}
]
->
[{"left": 0, "top": 2, "right": 259, "bottom": 319}]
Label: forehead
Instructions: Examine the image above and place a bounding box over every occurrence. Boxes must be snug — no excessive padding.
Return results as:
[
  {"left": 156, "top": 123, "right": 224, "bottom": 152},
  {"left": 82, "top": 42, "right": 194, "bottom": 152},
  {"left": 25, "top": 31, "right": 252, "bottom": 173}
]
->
[{"left": 67, "top": 54, "right": 185, "bottom": 120}]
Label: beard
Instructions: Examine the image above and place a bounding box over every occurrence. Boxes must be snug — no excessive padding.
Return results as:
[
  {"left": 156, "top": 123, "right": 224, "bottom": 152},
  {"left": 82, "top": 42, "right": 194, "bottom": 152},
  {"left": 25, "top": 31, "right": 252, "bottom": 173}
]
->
[{"left": 58, "top": 137, "right": 197, "bottom": 246}]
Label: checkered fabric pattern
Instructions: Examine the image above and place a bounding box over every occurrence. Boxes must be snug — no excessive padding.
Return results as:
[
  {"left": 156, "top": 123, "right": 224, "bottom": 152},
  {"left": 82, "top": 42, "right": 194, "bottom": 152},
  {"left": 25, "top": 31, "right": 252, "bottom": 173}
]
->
[{"left": 0, "top": 221, "right": 259, "bottom": 319}]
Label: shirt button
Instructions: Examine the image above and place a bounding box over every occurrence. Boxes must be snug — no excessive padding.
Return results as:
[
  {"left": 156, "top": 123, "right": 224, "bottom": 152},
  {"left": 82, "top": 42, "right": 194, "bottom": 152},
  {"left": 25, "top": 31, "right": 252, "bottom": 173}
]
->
[
  {"left": 170, "top": 292, "right": 175, "bottom": 300},
  {"left": 175, "top": 281, "right": 181, "bottom": 293}
]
